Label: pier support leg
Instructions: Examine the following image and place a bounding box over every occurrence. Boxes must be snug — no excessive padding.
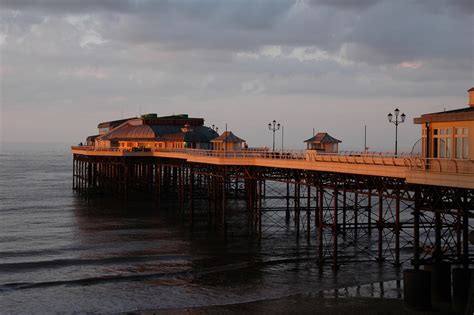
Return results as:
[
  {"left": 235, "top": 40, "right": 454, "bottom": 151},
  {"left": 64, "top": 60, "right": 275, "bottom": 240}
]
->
[
  {"left": 377, "top": 191, "right": 384, "bottom": 262},
  {"left": 286, "top": 181, "right": 290, "bottom": 223},
  {"left": 295, "top": 181, "right": 300, "bottom": 240},
  {"left": 73, "top": 155, "right": 76, "bottom": 190},
  {"left": 333, "top": 186, "right": 339, "bottom": 271},
  {"left": 318, "top": 185, "right": 324, "bottom": 269},
  {"left": 342, "top": 189, "right": 346, "bottom": 237},
  {"left": 258, "top": 179, "right": 263, "bottom": 240},
  {"left": 367, "top": 190, "right": 372, "bottom": 236},
  {"left": 189, "top": 168, "right": 194, "bottom": 227},
  {"left": 395, "top": 188, "right": 401, "bottom": 267},
  {"left": 221, "top": 172, "right": 227, "bottom": 239},
  {"left": 307, "top": 185, "right": 311, "bottom": 243},
  {"left": 354, "top": 192, "right": 358, "bottom": 240}
]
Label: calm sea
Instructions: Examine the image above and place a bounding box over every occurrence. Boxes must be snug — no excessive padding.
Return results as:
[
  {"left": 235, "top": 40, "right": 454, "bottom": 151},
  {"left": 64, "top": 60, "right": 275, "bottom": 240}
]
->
[{"left": 0, "top": 143, "right": 402, "bottom": 313}]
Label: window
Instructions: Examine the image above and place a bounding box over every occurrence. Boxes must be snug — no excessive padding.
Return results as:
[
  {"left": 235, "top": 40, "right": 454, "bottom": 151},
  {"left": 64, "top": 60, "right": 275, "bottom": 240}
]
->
[
  {"left": 455, "top": 128, "right": 468, "bottom": 159},
  {"left": 99, "top": 127, "right": 109, "bottom": 134},
  {"left": 433, "top": 128, "right": 453, "bottom": 158},
  {"left": 422, "top": 127, "right": 427, "bottom": 157}
]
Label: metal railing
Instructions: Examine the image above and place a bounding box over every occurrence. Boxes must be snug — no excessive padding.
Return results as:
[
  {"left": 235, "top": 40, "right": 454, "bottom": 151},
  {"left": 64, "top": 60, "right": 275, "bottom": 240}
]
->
[
  {"left": 71, "top": 146, "right": 474, "bottom": 175},
  {"left": 407, "top": 158, "right": 474, "bottom": 175}
]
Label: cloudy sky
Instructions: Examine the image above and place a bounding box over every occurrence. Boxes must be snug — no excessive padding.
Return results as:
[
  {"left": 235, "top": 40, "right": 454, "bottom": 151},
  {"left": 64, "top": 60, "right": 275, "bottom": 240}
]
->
[{"left": 1, "top": 0, "right": 473, "bottom": 151}]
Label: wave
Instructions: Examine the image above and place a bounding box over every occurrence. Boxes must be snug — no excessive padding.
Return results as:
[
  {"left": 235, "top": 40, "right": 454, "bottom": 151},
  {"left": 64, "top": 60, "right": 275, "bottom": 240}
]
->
[
  {"left": 0, "top": 254, "right": 188, "bottom": 272},
  {"left": 0, "top": 256, "right": 318, "bottom": 292},
  {"left": 0, "top": 269, "right": 194, "bottom": 292}
]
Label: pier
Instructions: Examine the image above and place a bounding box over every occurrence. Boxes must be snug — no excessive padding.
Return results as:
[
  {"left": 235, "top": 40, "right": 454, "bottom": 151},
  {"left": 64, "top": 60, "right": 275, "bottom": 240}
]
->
[
  {"left": 71, "top": 90, "right": 474, "bottom": 311},
  {"left": 72, "top": 147, "right": 474, "bottom": 271}
]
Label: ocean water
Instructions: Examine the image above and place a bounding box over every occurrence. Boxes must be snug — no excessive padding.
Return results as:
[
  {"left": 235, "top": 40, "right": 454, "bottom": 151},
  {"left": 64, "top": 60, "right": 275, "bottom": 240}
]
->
[{"left": 0, "top": 143, "right": 403, "bottom": 313}]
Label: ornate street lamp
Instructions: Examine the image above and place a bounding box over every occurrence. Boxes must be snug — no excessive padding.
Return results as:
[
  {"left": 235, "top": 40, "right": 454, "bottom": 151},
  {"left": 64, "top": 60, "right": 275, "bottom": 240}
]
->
[
  {"left": 268, "top": 120, "right": 281, "bottom": 152},
  {"left": 387, "top": 108, "right": 406, "bottom": 156}
]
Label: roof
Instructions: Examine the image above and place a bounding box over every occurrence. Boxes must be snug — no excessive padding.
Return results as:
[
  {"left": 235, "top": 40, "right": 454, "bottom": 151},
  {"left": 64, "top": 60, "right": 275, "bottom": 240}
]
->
[
  {"left": 86, "top": 134, "right": 99, "bottom": 142},
  {"left": 211, "top": 131, "right": 246, "bottom": 143},
  {"left": 413, "top": 107, "right": 474, "bottom": 124},
  {"left": 97, "top": 122, "right": 218, "bottom": 142},
  {"left": 98, "top": 117, "right": 136, "bottom": 129},
  {"left": 468, "top": 87, "right": 474, "bottom": 92},
  {"left": 154, "top": 114, "right": 188, "bottom": 119},
  {"left": 97, "top": 114, "right": 204, "bottom": 129},
  {"left": 143, "top": 117, "right": 204, "bottom": 127},
  {"left": 160, "top": 127, "right": 218, "bottom": 142},
  {"left": 304, "top": 132, "right": 341, "bottom": 144}
]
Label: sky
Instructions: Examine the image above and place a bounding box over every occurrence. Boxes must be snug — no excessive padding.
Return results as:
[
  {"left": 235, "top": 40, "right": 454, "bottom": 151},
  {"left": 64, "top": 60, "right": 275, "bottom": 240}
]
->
[{"left": 0, "top": 0, "right": 473, "bottom": 152}]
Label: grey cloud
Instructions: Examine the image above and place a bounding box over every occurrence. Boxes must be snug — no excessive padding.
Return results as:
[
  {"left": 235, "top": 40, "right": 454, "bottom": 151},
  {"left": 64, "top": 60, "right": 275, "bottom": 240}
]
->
[
  {"left": 1, "top": 0, "right": 472, "bottom": 145},
  {"left": 0, "top": 0, "right": 294, "bottom": 28},
  {"left": 2, "top": 0, "right": 471, "bottom": 66},
  {"left": 308, "top": 0, "right": 381, "bottom": 10},
  {"left": 343, "top": 1, "right": 472, "bottom": 64},
  {"left": 450, "top": 0, "right": 474, "bottom": 13},
  {"left": 428, "top": 0, "right": 474, "bottom": 15},
  {"left": 0, "top": 0, "right": 133, "bottom": 13}
]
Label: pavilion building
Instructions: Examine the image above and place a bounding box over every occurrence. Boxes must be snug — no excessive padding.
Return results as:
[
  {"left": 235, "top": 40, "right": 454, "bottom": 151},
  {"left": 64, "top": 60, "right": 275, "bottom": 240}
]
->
[
  {"left": 304, "top": 132, "right": 341, "bottom": 153},
  {"left": 414, "top": 88, "right": 474, "bottom": 160},
  {"left": 211, "top": 131, "right": 246, "bottom": 151},
  {"left": 89, "top": 114, "right": 218, "bottom": 150}
]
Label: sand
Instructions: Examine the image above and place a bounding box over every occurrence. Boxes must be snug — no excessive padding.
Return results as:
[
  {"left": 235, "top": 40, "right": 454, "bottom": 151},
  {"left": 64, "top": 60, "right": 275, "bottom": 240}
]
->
[{"left": 137, "top": 295, "right": 461, "bottom": 315}]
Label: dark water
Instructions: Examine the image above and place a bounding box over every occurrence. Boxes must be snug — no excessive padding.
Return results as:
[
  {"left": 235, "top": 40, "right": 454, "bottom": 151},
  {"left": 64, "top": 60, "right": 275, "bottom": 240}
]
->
[{"left": 0, "top": 144, "right": 403, "bottom": 313}]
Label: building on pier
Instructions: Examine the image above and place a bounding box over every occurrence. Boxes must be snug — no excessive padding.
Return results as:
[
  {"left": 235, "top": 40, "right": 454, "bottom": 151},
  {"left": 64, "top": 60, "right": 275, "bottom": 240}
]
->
[
  {"left": 414, "top": 88, "right": 474, "bottom": 160},
  {"left": 211, "top": 131, "right": 246, "bottom": 151},
  {"left": 90, "top": 114, "right": 219, "bottom": 150},
  {"left": 98, "top": 117, "right": 135, "bottom": 135},
  {"left": 304, "top": 132, "right": 341, "bottom": 153}
]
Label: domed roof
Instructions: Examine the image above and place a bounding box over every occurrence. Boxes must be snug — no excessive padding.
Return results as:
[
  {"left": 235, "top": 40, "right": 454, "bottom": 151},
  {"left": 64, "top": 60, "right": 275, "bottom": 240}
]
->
[
  {"left": 97, "top": 122, "right": 218, "bottom": 142},
  {"left": 98, "top": 123, "right": 158, "bottom": 140}
]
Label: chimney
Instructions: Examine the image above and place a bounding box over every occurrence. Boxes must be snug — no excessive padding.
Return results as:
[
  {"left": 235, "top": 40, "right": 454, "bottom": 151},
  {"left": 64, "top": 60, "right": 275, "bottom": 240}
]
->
[{"left": 469, "top": 87, "right": 474, "bottom": 107}]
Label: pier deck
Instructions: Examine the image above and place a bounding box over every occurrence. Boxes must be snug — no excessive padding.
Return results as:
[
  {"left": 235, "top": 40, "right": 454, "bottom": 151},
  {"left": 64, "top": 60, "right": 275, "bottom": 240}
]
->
[{"left": 72, "top": 146, "right": 474, "bottom": 189}]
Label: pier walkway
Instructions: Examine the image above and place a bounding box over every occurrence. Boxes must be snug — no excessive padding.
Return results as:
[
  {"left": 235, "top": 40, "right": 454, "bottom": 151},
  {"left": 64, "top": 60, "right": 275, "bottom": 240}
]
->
[{"left": 71, "top": 146, "right": 474, "bottom": 189}]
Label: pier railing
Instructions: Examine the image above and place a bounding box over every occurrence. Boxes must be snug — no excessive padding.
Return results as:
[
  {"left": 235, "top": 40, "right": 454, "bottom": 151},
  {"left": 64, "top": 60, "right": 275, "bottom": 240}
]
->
[{"left": 71, "top": 146, "right": 474, "bottom": 175}]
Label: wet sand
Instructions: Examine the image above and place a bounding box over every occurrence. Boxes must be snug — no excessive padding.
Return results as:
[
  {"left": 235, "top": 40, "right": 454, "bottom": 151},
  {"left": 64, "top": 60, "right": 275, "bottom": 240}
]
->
[{"left": 139, "top": 295, "right": 458, "bottom": 315}]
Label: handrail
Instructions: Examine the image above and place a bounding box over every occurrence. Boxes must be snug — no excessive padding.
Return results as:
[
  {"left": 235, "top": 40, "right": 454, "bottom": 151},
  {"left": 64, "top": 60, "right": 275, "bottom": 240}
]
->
[{"left": 71, "top": 146, "right": 474, "bottom": 175}]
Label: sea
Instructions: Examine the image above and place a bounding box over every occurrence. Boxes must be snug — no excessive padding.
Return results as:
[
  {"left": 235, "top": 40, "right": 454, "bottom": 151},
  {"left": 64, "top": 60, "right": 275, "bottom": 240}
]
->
[{"left": 0, "top": 143, "right": 404, "bottom": 313}]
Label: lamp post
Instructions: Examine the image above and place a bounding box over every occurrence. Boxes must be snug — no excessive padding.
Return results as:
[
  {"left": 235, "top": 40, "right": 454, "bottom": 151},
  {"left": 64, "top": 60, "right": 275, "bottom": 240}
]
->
[
  {"left": 387, "top": 108, "right": 406, "bottom": 156},
  {"left": 268, "top": 120, "right": 280, "bottom": 152}
]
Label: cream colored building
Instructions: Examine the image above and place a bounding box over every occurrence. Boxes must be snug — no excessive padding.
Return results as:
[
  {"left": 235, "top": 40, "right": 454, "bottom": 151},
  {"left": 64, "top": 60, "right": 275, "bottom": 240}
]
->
[{"left": 414, "top": 88, "right": 474, "bottom": 160}]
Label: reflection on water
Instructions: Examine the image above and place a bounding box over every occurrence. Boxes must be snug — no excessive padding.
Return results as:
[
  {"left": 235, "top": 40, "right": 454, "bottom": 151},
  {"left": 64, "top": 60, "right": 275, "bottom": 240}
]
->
[{"left": 0, "top": 144, "right": 404, "bottom": 313}]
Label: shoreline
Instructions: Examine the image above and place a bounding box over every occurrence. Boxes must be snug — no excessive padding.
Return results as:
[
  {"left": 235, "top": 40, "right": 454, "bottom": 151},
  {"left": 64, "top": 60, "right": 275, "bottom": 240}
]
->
[
  {"left": 137, "top": 295, "right": 449, "bottom": 315},
  {"left": 132, "top": 279, "right": 453, "bottom": 315}
]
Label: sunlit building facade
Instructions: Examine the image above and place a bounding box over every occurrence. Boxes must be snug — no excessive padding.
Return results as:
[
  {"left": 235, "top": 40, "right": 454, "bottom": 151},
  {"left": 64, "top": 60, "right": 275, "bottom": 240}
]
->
[
  {"left": 414, "top": 88, "right": 474, "bottom": 160},
  {"left": 89, "top": 114, "right": 218, "bottom": 150}
]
